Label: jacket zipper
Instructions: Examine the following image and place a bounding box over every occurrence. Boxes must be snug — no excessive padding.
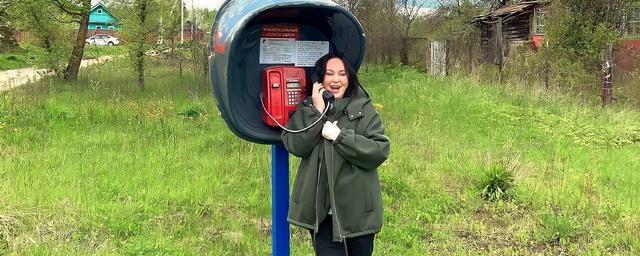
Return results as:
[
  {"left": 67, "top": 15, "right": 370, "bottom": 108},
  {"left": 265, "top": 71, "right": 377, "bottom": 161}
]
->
[
  {"left": 313, "top": 152, "right": 322, "bottom": 241},
  {"left": 329, "top": 144, "right": 345, "bottom": 241},
  {"left": 327, "top": 111, "right": 346, "bottom": 242},
  {"left": 328, "top": 140, "right": 349, "bottom": 256}
]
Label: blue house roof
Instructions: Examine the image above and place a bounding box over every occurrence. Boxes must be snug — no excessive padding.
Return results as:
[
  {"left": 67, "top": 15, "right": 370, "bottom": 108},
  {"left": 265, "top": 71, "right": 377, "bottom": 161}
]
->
[{"left": 89, "top": 3, "right": 120, "bottom": 29}]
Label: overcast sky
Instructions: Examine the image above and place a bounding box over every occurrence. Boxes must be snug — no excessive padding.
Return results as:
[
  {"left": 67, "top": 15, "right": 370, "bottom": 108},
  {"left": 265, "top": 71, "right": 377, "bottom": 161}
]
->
[
  {"left": 91, "top": 0, "right": 225, "bottom": 10},
  {"left": 92, "top": 0, "right": 440, "bottom": 10}
]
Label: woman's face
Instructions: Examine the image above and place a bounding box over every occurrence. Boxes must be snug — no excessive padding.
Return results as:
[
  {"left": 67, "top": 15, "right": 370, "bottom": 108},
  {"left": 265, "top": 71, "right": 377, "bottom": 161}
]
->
[{"left": 322, "top": 58, "right": 349, "bottom": 99}]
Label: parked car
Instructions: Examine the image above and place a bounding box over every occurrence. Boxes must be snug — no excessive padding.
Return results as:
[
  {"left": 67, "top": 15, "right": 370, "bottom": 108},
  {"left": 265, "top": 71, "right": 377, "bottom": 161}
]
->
[{"left": 86, "top": 34, "right": 120, "bottom": 46}]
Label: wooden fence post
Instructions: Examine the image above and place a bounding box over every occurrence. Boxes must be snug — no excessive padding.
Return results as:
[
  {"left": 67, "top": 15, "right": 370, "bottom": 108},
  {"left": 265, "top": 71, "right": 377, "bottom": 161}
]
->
[
  {"left": 543, "top": 41, "right": 550, "bottom": 89},
  {"left": 497, "top": 17, "right": 504, "bottom": 84},
  {"left": 430, "top": 41, "right": 447, "bottom": 76},
  {"left": 602, "top": 43, "right": 613, "bottom": 107}
]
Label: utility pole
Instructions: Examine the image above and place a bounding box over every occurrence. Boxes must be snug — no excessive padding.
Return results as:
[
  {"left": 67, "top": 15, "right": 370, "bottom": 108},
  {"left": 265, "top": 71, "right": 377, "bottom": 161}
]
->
[
  {"left": 191, "top": 0, "right": 194, "bottom": 40},
  {"left": 180, "top": 0, "right": 184, "bottom": 44}
]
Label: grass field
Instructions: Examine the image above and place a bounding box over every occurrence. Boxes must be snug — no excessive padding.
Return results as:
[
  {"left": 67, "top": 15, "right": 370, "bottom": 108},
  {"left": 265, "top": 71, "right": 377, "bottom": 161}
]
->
[
  {"left": 0, "top": 60, "right": 639, "bottom": 255},
  {"left": 0, "top": 45, "right": 127, "bottom": 71}
]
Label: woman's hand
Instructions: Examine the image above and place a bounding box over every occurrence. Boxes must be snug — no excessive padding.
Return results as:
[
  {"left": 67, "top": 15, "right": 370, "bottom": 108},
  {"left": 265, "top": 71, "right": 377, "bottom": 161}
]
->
[
  {"left": 322, "top": 121, "right": 341, "bottom": 141},
  {"left": 311, "top": 82, "right": 326, "bottom": 113}
]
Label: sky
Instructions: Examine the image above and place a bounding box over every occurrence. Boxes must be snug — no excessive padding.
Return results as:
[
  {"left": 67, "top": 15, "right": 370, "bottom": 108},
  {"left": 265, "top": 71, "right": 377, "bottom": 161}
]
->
[
  {"left": 92, "top": 0, "right": 440, "bottom": 11},
  {"left": 187, "top": 0, "right": 442, "bottom": 10},
  {"left": 91, "top": 0, "right": 226, "bottom": 10},
  {"left": 176, "top": 0, "right": 438, "bottom": 9}
]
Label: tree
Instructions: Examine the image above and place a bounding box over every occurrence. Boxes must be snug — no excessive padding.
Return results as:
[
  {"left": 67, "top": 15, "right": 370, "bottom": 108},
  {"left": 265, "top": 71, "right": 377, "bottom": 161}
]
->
[
  {"left": 0, "top": 0, "right": 19, "bottom": 51},
  {"left": 191, "top": 8, "right": 216, "bottom": 30},
  {"left": 334, "top": 0, "right": 363, "bottom": 14},
  {"left": 7, "top": 0, "right": 72, "bottom": 74},
  {"left": 188, "top": 8, "right": 216, "bottom": 78},
  {"left": 114, "top": 0, "right": 168, "bottom": 90},
  {"left": 50, "top": 0, "right": 91, "bottom": 81},
  {"left": 430, "top": 0, "right": 482, "bottom": 70},
  {"left": 546, "top": 0, "right": 635, "bottom": 66},
  {"left": 397, "top": 0, "right": 425, "bottom": 65}
]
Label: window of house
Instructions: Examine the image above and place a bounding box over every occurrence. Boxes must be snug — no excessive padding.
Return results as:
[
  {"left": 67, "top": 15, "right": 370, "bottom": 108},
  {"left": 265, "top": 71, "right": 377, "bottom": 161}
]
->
[
  {"left": 96, "top": 26, "right": 102, "bottom": 30},
  {"left": 533, "top": 7, "right": 545, "bottom": 35},
  {"left": 108, "top": 26, "right": 114, "bottom": 30},
  {"left": 98, "top": 9, "right": 102, "bottom": 14},
  {"left": 627, "top": 6, "right": 640, "bottom": 37}
]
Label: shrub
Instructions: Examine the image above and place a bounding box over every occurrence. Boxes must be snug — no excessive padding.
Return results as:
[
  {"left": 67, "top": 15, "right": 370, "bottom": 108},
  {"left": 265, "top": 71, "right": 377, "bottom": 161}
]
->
[
  {"left": 177, "top": 105, "right": 205, "bottom": 118},
  {"left": 477, "top": 162, "right": 516, "bottom": 202},
  {"left": 504, "top": 45, "right": 594, "bottom": 89}
]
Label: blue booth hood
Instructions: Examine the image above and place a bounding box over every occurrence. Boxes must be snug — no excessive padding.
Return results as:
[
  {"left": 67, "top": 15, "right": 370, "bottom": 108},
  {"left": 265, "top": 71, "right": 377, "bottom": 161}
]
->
[
  {"left": 211, "top": 0, "right": 366, "bottom": 56},
  {"left": 209, "top": 0, "right": 367, "bottom": 144}
]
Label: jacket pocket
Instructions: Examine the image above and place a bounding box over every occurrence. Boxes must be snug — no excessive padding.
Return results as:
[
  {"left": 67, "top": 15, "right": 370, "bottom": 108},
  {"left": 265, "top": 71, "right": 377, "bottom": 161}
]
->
[
  {"left": 292, "top": 170, "right": 305, "bottom": 204},
  {"left": 363, "top": 182, "right": 374, "bottom": 213}
]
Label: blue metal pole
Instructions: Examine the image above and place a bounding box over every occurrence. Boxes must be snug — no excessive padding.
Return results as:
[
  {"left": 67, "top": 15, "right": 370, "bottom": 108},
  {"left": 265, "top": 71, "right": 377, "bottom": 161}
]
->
[{"left": 271, "top": 143, "right": 290, "bottom": 256}]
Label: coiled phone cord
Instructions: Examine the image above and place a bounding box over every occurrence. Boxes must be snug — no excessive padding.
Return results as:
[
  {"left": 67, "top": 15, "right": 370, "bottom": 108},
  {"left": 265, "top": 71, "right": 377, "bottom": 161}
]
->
[{"left": 260, "top": 93, "right": 332, "bottom": 133}]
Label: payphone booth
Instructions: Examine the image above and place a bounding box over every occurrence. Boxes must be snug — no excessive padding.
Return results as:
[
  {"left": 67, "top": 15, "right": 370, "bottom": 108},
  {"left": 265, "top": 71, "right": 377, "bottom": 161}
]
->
[
  {"left": 209, "top": 0, "right": 365, "bottom": 144},
  {"left": 209, "top": 0, "right": 365, "bottom": 255}
]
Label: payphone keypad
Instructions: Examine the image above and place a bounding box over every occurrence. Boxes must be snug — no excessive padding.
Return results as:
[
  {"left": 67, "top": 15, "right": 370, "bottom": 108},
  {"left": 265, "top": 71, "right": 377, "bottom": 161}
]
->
[{"left": 287, "top": 89, "right": 303, "bottom": 105}]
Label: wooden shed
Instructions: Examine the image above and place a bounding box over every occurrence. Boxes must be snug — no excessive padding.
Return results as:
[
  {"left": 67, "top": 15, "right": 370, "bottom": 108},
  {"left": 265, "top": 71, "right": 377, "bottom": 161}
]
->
[{"left": 473, "top": 1, "right": 546, "bottom": 64}]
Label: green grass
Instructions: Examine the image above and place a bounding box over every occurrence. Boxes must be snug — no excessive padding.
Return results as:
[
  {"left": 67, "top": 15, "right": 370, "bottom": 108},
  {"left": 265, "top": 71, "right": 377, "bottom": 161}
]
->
[
  {"left": 0, "top": 44, "right": 127, "bottom": 71},
  {"left": 0, "top": 45, "right": 43, "bottom": 71},
  {"left": 0, "top": 61, "right": 639, "bottom": 255},
  {"left": 83, "top": 45, "right": 128, "bottom": 60}
]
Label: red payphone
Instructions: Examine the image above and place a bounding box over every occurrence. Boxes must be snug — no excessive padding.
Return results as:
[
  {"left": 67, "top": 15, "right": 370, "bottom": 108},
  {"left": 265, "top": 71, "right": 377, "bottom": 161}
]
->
[{"left": 260, "top": 66, "right": 307, "bottom": 127}]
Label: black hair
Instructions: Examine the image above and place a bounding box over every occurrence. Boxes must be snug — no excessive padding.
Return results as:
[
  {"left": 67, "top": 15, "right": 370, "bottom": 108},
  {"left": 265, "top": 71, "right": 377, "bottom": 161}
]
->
[{"left": 308, "top": 52, "right": 361, "bottom": 98}]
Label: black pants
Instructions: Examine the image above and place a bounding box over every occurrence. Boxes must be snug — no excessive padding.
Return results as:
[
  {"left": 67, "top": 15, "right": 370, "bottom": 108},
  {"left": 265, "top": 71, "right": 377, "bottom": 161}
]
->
[{"left": 308, "top": 215, "right": 375, "bottom": 256}]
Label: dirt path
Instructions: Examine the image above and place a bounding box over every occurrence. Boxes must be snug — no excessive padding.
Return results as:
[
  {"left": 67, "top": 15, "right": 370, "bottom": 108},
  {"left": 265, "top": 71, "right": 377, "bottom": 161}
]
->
[{"left": 0, "top": 56, "right": 115, "bottom": 92}]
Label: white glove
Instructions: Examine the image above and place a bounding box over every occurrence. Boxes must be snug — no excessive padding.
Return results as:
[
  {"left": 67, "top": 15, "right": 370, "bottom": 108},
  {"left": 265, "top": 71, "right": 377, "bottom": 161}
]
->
[{"left": 322, "top": 121, "right": 341, "bottom": 141}]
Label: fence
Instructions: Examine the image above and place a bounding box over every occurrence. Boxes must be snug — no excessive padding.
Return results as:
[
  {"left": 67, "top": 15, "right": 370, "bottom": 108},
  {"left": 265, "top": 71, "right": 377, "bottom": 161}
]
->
[
  {"left": 87, "top": 29, "right": 121, "bottom": 38},
  {"left": 13, "top": 31, "right": 35, "bottom": 44}
]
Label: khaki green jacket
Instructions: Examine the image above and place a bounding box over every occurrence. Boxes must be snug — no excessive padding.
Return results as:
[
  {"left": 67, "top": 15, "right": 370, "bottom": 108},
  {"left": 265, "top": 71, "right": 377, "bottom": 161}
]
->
[{"left": 282, "top": 88, "right": 390, "bottom": 242}]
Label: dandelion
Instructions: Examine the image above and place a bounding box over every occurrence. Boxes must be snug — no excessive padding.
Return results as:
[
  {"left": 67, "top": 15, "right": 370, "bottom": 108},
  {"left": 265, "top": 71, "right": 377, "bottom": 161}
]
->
[
  {"left": 373, "top": 103, "right": 384, "bottom": 110},
  {"left": 0, "top": 122, "right": 5, "bottom": 129}
]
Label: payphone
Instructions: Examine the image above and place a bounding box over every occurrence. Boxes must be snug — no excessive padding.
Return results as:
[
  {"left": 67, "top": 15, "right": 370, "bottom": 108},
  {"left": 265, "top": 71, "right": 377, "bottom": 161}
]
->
[{"left": 209, "top": 0, "right": 366, "bottom": 144}]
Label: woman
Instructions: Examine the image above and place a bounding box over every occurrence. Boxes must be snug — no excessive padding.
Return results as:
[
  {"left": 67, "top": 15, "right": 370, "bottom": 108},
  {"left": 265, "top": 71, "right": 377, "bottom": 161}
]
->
[{"left": 282, "top": 53, "right": 390, "bottom": 256}]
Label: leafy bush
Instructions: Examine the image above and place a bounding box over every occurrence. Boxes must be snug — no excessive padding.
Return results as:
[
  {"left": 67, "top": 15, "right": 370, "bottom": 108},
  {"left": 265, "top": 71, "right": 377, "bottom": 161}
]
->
[
  {"left": 177, "top": 105, "right": 205, "bottom": 118},
  {"left": 545, "top": 1, "right": 626, "bottom": 63},
  {"left": 504, "top": 45, "right": 594, "bottom": 89}
]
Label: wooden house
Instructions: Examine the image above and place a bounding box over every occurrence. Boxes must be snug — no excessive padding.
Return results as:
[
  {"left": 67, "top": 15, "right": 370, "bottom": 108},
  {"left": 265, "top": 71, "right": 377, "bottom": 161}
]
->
[
  {"left": 88, "top": 3, "right": 121, "bottom": 37},
  {"left": 473, "top": 1, "right": 546, "bottom": 64}
]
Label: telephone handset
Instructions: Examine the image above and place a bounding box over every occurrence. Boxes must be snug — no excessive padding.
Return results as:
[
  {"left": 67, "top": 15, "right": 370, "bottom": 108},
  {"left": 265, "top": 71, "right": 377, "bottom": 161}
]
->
[
  {"left": 311, "top": 73, "right": 336, "bottom": 104},
  {"left": 260, "top": 66, "right": 334, "bottom": 133}
]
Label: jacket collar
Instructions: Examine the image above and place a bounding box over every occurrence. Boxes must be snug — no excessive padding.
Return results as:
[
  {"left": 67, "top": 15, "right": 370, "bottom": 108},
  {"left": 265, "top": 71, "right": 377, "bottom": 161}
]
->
[{"left": 344, "top": 85, "right": 370, "bottom": 121}]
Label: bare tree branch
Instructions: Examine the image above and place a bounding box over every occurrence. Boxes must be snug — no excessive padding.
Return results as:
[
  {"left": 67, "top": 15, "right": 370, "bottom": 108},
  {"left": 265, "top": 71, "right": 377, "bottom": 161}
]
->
[
  {"left": 48, "top": 10, "right": 79, "bottom": 24},
  {"left": 51, "top": 0, "right": 83, "bottom": 16}
]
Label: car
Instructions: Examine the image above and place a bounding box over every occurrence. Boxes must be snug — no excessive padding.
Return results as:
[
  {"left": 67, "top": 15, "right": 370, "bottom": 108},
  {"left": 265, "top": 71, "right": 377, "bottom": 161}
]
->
[{"left": 86, "top": 34, "right": 120, "bottom": 46}]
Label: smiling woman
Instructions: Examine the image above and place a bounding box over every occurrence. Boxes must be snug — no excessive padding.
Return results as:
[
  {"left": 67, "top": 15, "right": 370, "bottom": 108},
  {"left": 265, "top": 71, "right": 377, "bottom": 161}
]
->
[
  {"left": 308, "top": 54, "right": 360, "bottom": 112},
  {"left": 282, "top": 52, "right": 390, "bottom": 256}
]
